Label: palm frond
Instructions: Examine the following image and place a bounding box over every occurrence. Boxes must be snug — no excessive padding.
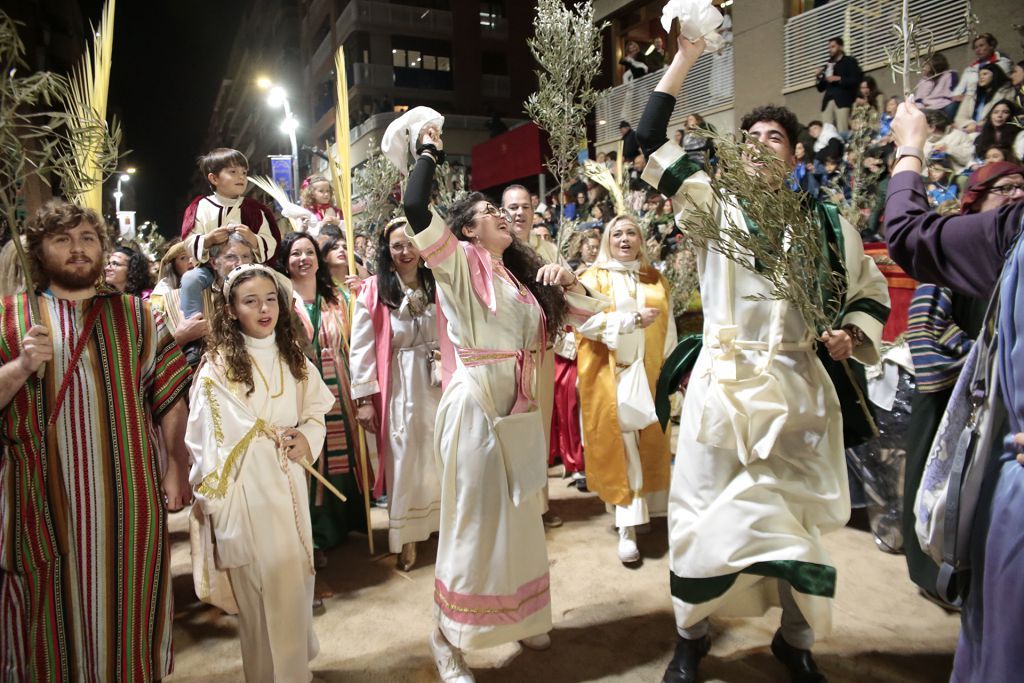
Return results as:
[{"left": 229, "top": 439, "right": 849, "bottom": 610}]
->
[{"left": 66, "top": 0, "right": 116, "bottom": 212}]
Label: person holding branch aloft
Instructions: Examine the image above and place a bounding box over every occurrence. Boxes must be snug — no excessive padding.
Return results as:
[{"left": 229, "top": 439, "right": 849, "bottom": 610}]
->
[{"left": 638, "top": 15, "right": 889, "bottom": 681}]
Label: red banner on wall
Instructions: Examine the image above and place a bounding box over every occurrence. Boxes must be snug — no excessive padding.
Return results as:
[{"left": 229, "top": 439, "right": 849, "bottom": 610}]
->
[{"left": 470, "top": 122, "right": 548, "bottom": 191}]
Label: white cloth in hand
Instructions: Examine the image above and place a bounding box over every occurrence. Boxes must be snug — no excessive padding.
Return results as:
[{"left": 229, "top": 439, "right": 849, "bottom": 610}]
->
[
  {"left": 660, "top": 0, "right": 725, "bottom": 54},
  {"left": 381, "top": 106, "right": 445, "bottom": 175}
]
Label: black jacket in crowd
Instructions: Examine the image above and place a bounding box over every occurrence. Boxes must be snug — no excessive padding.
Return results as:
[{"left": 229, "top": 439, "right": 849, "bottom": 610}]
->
[{"left": 815, "top": 54, "right": 863, "bottom": 109}]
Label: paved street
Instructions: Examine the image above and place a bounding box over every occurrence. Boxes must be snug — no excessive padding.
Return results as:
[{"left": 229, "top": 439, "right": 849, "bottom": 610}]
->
[{"left": 165, "top": 472, "right": 959, "bottom": 682}]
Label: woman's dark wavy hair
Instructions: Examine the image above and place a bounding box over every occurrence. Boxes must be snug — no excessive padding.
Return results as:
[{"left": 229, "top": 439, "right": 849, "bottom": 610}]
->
[
  {"left": 860, "top": 76, "right": 882, "bottom": 109},
  {"left": 375, "top": 217, "right": 436, "bottom": 310},
  {"left": 974, "top": 99, "right": 1021, "bottom": 157},
  {"left": 209, "top": 268, "right": 308, "bottom": 396},
  {"left": 447, "top": 192, "right": 567, "bottom": 337},
  {"left": 113, "top": 246, "right": 154, "bottom": 296},
  {"left": 274, "top": 231, "right": 338, "bottom": 305},
  {"left": 978, "top": 63, "right": 1010, "bottom": 99}
]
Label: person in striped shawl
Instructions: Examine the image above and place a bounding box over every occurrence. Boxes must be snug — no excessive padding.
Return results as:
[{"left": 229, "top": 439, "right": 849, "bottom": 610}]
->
[{"left": 0, "top": 200, "right": 191, "bottom": 681}]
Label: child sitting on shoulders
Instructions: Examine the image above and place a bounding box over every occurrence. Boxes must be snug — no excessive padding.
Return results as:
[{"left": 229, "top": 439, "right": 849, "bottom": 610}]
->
[
  {"left": 300, "top": 174, "right": 343, "bottom": 235},
  {"left": 179, "top": 148, "right": 280, "bottom": 362}
]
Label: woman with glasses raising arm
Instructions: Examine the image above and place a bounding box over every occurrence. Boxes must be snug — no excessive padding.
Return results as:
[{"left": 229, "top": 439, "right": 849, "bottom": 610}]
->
[{"left": 402, "top": 122, "right": 605, "bottom": 682}]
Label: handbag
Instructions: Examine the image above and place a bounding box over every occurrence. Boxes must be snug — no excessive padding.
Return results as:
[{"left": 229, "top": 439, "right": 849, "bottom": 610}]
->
[
  {"left": 914, "top": 275, "right": 1004, "bottom": 603},
  {"left": 462, "top": 370, "right": 547, "bottom": 506},
  {"left": 616, "top": 358, "right": 659, "bottom": 432}
]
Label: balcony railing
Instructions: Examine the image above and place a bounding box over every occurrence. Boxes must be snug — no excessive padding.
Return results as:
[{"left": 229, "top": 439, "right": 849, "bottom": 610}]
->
[
  {"left": 594, "top": 48, "right": 733, "bottom": 146},
  {"left": 351, "top": 62, "right": 394, "bottom": 89},
  {"left": 783, "top": 0, "right": 969, "bottom": 93},
  {"left": 336, "top": 0, "right": 454, "bottom": 42}
]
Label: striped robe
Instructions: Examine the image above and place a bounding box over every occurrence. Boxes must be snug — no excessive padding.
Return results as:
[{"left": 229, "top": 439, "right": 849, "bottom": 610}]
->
[
  {"left": 0, "top": 290, "right": 191, "bottom": 682},
  {"left": 292, "top": 292, "right": 369, "bottom": 548}
]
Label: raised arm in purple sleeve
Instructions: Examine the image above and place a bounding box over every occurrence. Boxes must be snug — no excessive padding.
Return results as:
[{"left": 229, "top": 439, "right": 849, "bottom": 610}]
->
[{"left": 885, "top": 171, "right": 1024, "bottom": 300}]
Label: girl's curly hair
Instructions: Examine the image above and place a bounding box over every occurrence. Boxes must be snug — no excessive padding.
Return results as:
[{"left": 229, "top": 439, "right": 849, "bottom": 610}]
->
[
  {"left": 447, "top": 192, "right": 567, "bottom": 337},
  {"left": 300, "top": 174, "right": 332, "bottom": 210},
  {"left": 208, "top": 268, "right": 308, "bottom": 396}
]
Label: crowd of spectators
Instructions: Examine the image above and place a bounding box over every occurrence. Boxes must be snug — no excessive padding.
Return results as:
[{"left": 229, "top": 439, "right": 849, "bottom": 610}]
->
[{"left": 522, "top": 32, "right": 1023, "bottom": 300}]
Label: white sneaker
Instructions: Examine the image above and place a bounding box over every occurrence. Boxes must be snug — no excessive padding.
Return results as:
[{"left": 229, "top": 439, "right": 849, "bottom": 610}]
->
[
  {"left": 519, "top": 633, "right": 552, "bottom": 650},
  {"left": 399, "top": 542, "right": 417, "bottom": 571},
  {"left": 430, "top": 628, "right": 475, "bottom": 683},
  {"left": 617, "top": 526, "right": 640, "bottom": 564}
]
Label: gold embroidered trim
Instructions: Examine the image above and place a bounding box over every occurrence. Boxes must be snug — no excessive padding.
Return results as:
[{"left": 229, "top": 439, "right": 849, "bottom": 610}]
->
[
  {"left": 301, "top": 416, "right": 325, "bottom": 427},
  {"left": 202, "top": 378, "right": 225, "bottom": 446},
  {"left": 250, "top": 353, "right": 284, "bottom": 399},
  {"left": 459, "top": 351, "right": 516, "bottom": 363},
  {"left": 197, "top": 418, "right": 267, "bottom": 499},
  {"left": 434, "top": 581, "right": 550, "bottom": 615},
  {"left": 421, "top": 229, "right": 453, "bottom": 262}
]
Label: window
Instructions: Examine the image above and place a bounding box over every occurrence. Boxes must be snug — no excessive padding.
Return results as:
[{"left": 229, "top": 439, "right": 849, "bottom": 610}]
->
[
  {"left": 480, "top": 1, "right": 504, "bottom": 28},
  {"left": 391, "top": 37, "right": 452, "bottom": 81}
]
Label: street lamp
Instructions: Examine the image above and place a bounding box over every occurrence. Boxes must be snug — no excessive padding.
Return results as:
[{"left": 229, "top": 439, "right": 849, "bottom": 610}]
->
[
  {"left": 257, "top": 77, "right": 300, "bottom": 200},
  {"left": 114, "top": 173, "right": 130, "bottom": 213}
]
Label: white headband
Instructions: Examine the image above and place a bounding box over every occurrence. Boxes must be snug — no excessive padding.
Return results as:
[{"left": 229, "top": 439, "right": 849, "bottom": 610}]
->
[{"left": 222, "top": 263, "right": 286, "bottom": 298}]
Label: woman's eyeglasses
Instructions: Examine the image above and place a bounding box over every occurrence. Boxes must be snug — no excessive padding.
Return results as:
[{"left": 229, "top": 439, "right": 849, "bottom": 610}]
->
[
  {"left": 474, "top": 204, "right": 511, "bottom": 223},
  {"left": 989, "top": 183, "right": 1024, "bottom": 196}
]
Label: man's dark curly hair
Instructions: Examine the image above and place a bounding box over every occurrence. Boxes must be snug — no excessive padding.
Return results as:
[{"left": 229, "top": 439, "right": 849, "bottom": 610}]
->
[
  {"left": 447, "top": 192, "right": 567, "bottom": 338},
  {"left": 739, "top": 106, "right": 801, "bottom": 152}
]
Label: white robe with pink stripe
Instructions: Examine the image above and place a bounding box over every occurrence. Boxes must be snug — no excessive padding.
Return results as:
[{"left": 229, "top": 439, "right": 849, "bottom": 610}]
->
[{"left": 409, "top": 212, "right": 602, "bottom": 650}]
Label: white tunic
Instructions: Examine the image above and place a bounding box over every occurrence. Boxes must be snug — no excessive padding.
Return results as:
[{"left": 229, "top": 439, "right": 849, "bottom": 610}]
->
[
  {"left": 409, "top": 213, "right": 552, "bottom": 650},
  {"left": 350, "top": 289, "right": 443, "bottom": 553},
  {"left": 186, "top": 333, "right": 335, "bottom": 682},
  {"left": 642, "top": 153, "right": 890, "bottom": 637}
]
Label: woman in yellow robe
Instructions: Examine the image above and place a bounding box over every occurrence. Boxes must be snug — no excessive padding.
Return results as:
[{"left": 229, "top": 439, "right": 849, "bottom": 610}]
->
[{"left": 577, "top": 215, "right": 677, "bottom": 565}]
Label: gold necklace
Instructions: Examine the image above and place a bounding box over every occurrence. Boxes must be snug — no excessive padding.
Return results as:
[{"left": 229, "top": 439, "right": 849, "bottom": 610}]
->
[
  {"left": 251, "top": 353, "right": 285, "bottom": 398},
  {"left": 494, "top": 264, "right": 528, "bottom": 297}
]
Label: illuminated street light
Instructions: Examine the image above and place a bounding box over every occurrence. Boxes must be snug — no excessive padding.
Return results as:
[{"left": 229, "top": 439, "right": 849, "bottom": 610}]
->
[
  {"left": 256, "top": 76, "right": 300, "bottom": 199},
  {"left": 115, "top": 172, "right": 131, "bottom": 213},
  {"left": 280, "top": 115, "right": 299, "bottom": 135}
]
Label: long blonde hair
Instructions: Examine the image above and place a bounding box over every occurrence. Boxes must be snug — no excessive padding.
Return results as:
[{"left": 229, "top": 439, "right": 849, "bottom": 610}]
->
[{"left": 595, "top": 214, "right": 652, "bottom": 268}]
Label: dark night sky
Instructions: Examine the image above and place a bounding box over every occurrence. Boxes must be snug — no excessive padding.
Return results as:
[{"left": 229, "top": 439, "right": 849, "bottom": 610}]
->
[{"left": 80, "top": 0, "right": 240, "bottom": 236}]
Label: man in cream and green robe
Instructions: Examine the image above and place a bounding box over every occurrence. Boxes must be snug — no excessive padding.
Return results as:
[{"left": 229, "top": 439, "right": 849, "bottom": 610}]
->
[{"left": 635, "top": 38, "right": 890, "bottom": 683}]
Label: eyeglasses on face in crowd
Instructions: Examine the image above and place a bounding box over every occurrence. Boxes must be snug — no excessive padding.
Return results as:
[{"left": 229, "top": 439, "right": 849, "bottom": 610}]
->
[
  {"left": 474, "top": 204, "right": 511, "bottom": 223},
  {"left": 989, "top": 183, "right": 1024, "bottom": 196}
]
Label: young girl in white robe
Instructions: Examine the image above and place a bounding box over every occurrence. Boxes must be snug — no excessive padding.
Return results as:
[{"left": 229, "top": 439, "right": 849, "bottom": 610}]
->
[{"left": 186, "top": 264, "right": 335, "bottom": 683}]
